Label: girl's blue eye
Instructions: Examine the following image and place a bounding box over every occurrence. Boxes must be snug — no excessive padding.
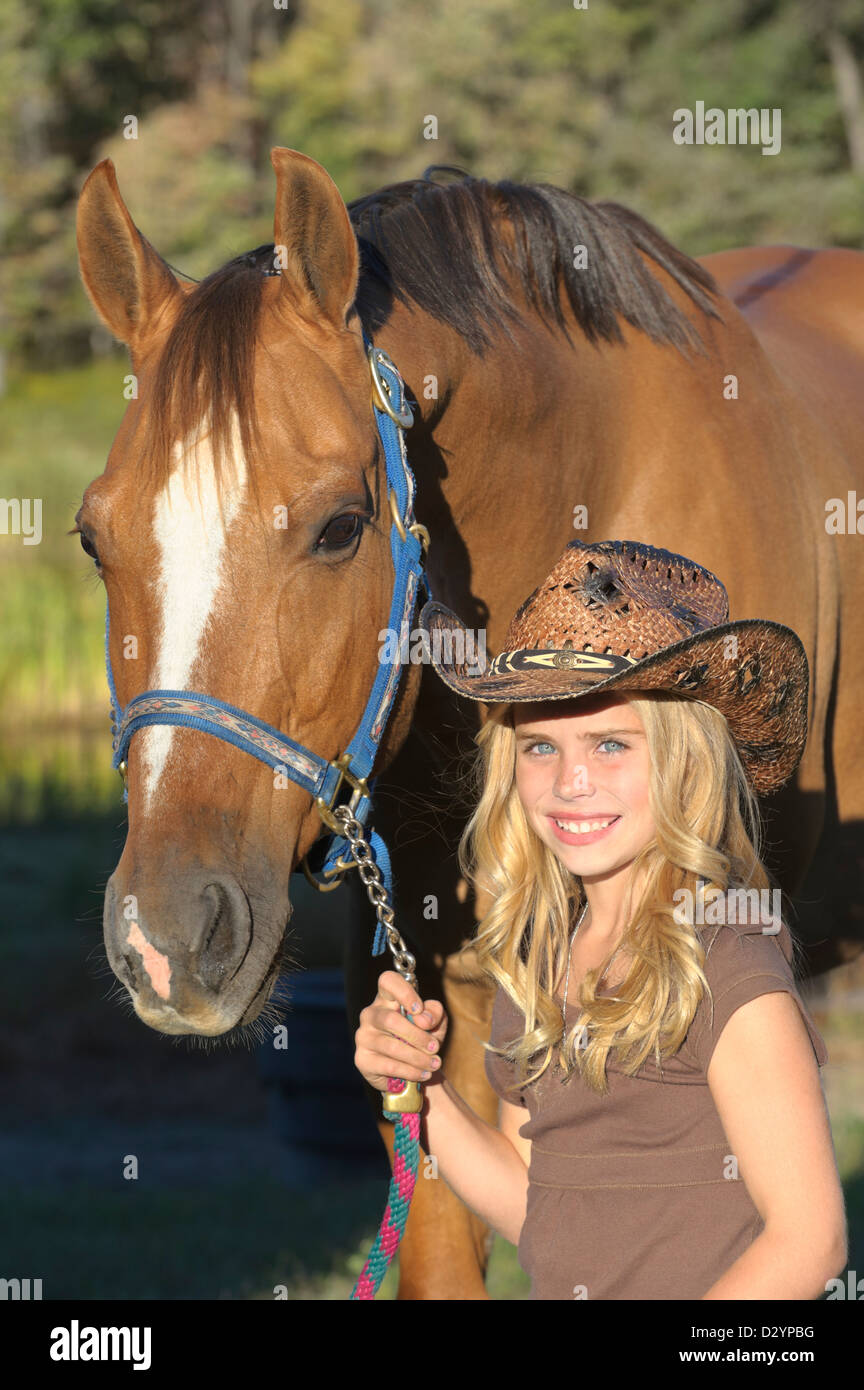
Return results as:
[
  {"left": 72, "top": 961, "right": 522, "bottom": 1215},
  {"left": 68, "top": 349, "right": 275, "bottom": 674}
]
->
[{"left": 523, "top": 738, "right": 629, "bottom": 756}]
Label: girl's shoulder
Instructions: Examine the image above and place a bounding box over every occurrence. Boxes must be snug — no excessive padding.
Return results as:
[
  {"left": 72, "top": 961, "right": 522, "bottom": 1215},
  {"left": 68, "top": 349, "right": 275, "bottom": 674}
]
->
[
  {"left": 694, "top": 889, "right": 796, "bottom": 981},
  {"left": 686, "top": 894, "right": 827, "bottom": 1071}
]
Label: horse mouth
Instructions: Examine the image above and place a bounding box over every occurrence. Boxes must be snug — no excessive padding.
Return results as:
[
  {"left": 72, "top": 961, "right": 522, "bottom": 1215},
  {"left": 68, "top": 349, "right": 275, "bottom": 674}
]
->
[
  {"left": 238, "top": 957, "right": 282, "bottom": 1026},
  {"left": 128, "top": 953, "right": 284, "bottom": 1037}
]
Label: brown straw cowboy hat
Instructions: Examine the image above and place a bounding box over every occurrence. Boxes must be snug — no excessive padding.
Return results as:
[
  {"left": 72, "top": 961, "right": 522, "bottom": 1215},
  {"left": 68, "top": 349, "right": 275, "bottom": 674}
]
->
[{"left": 417, "top": 539, "right": 809, "bottom": 794}]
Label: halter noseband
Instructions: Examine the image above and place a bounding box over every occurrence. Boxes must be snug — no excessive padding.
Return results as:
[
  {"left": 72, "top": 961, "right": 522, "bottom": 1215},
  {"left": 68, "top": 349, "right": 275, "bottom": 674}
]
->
[{"left": 105, "top": 329, "right": 432, "bottom": 957}]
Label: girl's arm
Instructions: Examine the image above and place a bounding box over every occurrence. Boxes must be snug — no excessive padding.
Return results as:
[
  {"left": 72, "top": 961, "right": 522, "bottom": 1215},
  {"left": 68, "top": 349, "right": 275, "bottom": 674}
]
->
[
  {"left": 419, "top": 1080, "right": 529, "bottom": 1246},
  {"left": 354, "top": 969, "right": 529, "bottom": 1247},
  {"left": 701, "top": 990, "right": 847, "bottom": 1299}
]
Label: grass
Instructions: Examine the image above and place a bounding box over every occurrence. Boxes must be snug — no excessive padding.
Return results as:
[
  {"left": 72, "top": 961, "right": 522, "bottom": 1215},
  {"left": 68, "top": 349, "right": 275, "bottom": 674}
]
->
[
  {"left": 0, "top": 359, "right": 136, "bottom": 821},
  {"left": 0, "top": 1172, "right": 526, "bottom": 1300},
  {"left": 0, "top": 728, "right": 121, "bottom": 824},
  {"left": 0, "top": 1178, "right": 404, "bottom": 1301},
  {"left": 0, "top": 357, "right": 128, "bottom": 727}
]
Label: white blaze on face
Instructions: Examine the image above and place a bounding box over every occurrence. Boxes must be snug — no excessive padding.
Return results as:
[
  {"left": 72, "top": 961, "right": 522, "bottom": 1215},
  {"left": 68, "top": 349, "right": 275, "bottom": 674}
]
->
[{"left": 141, "top": 414, "right": 247, "bottom": 808}]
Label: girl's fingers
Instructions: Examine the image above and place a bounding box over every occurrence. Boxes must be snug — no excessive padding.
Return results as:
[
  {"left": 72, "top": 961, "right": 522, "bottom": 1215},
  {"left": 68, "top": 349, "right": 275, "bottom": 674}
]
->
[
  {"left": 371, "top": 997, "right": 446, "bottom": 1054},
  {"left": 358, "top": 1038, "right": 443, "bottom": 1086},
  {"left": 354, "top": 973, "right": 448, "bottom": 1090},
  {"left": 370, "top": 972, "right": 447, "bottom": 1047},
  {"left": 374, "top": 969, "right": 423, "bottom": 1012}
]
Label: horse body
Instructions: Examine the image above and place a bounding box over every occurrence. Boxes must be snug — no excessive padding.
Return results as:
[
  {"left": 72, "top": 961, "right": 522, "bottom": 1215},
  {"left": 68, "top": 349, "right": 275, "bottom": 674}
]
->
[
  {"left": 348, "top": 235, "right": 864, "bottom": 1296},
  {"left": 700, "top": 245, "right": 864, "bottom": 888},
  {"left": 76, "top": 150, "right": 864, "bottom": 1300}
]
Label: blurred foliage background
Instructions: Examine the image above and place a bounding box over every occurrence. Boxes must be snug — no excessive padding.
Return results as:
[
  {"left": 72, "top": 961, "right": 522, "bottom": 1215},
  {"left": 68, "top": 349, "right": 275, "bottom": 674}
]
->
[
  {"left": 2, "top": 0, "right": 864, "bottom": 747},
  {"left": 3, "top": 0, "right": 864, "bottom": 375},
  {"left": 1, "top": 0, "right": 863, "bottom": 1302}
]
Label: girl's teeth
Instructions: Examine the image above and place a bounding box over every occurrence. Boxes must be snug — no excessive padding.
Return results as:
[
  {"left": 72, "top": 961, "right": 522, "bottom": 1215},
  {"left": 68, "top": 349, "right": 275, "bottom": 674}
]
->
[{"left": 555, "top": 818, "right": 615, "bottom": 833}]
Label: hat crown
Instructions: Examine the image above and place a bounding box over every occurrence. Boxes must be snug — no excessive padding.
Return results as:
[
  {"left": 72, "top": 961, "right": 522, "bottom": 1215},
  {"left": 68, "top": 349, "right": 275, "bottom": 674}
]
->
[{"left": 504, "top": 539, "right": 729, "bottom": 660}]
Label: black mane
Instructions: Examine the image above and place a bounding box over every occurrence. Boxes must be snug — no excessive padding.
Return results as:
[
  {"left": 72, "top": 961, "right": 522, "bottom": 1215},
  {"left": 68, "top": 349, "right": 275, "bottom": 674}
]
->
[
  {"left": 144, "top": 166, "right": 721, "bottom": 484},
  {"left": 348, "top": 164, "right": 720, "bottom": 353}
]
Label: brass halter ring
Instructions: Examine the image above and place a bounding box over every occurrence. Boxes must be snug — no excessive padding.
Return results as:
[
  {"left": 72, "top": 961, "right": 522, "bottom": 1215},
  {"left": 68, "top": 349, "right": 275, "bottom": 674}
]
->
[
  {"left": 368, "top": 344, "right": 415, "bottom": 429},
  {"left": 300, "top": 850, "right": 355, "bottom": 892},
  {"left": 388, "top": 489, "right": 431, "bottom": 554}
]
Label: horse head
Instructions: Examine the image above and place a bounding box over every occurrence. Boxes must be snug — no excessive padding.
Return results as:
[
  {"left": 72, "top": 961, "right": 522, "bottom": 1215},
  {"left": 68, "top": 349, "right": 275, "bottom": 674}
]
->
[{"left": 75, "top": 149, "right": 420, "bottom": 1038}]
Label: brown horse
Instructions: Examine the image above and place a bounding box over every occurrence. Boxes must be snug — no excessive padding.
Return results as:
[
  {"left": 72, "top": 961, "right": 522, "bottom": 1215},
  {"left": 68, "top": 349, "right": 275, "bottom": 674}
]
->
[{"left": 76, "top": 148, "right": 864, "bottom": 1299}]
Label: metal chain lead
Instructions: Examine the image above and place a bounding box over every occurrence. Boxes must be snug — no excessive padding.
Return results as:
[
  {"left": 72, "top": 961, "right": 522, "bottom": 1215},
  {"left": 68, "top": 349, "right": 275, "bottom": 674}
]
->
[{"left": 331, "top": 804, "right": 418, "bottom": 990}]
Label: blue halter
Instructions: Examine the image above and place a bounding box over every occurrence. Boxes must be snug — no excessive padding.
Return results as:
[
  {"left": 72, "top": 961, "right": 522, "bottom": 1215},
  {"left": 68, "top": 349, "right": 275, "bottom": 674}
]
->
[{"left": 105, "top": 329, "right": 433, "bottom": 957}]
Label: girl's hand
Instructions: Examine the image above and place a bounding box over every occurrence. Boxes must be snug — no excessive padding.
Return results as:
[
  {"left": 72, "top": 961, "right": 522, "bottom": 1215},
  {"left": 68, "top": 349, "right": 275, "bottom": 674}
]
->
[{"left": 354, "top": 969, "right": 449, "bottom": 1091}]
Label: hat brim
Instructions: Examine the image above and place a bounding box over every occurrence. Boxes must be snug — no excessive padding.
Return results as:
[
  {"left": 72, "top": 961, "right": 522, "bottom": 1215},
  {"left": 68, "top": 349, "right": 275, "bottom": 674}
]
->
[{"left": 417, "top": 599, "right": 808, "bottom": 795}]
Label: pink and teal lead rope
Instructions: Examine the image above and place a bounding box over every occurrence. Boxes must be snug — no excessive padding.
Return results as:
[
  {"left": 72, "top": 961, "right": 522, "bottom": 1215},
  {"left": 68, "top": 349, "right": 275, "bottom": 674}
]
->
[
  {"left": 323, "top": 806, "right": 425, "bottom": 1300},
  {"left": 350, "top": 1080, "right": 422, "bottom": 1300}
]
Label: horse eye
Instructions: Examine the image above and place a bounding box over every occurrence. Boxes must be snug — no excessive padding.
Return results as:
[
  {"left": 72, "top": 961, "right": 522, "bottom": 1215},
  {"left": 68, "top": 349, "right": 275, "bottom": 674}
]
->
[
  {"left": 80, "top": 532, "right": 100, "bottom": 565},
  {"left": 317, "top": 513, "right": 362, "bottom": 551}
]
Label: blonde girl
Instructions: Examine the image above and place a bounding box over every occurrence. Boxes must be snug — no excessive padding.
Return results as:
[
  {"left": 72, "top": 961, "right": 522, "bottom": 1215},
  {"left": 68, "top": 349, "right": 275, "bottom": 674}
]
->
[{"left": 354, "top": 538, "right": 847, "bottom": 1299}]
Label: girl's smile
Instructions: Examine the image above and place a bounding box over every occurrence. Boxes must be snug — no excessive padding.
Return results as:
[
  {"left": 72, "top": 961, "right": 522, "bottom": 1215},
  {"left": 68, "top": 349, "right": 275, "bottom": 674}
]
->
[{"left": 548, "top": 813, "right": 621, "bottom": 846}]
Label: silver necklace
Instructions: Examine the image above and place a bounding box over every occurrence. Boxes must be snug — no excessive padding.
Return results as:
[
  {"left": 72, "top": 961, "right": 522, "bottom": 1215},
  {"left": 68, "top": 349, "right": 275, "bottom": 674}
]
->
[{"left": 562, "top": 900, "right": 589, "bottom": 1033}]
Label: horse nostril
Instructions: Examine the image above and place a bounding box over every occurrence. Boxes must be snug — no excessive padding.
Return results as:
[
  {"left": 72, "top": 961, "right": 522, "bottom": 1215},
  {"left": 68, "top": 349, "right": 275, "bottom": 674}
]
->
[
  {"left": 202, "top": 883, "right": 229, "bottom": 957},
  {"left": 121, "top": 953, "right": 139, "bottom": 992},
  {"left": 196, "top": 880, "right": 250, "bottom": 991}
]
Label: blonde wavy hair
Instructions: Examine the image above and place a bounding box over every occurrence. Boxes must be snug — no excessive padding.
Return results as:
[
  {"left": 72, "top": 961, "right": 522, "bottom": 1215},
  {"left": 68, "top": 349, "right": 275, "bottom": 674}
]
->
[{"left": 461, "top": 691, "right": 799, "bottom": 1097}]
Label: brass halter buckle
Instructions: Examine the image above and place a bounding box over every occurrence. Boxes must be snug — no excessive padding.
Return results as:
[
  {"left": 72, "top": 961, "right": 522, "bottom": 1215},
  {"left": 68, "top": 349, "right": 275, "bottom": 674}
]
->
[
  {"left": 300, "top": 754, "right": 371, "bottom": 891},
  {"left": 315, "top": 753, "right": 370, "bottom": 835}
]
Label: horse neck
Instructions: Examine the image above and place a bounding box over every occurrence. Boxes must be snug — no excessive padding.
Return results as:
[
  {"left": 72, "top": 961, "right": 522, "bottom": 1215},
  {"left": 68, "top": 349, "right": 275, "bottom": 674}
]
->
[{"left": 370, "top": 262, "right": 761, "bottom": 645}]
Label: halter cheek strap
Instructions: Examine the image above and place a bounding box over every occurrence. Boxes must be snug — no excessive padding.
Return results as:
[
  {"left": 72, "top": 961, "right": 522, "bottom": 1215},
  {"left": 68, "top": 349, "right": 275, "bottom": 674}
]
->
[{"left": 106, "top": 330, "right": 433, "bottom": 957}]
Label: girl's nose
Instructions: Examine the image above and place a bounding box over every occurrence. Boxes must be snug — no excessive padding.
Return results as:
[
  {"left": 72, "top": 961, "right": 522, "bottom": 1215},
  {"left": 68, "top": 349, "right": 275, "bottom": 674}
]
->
[{"left": 554, "top": 761, "right": 591, "bottom": 797}]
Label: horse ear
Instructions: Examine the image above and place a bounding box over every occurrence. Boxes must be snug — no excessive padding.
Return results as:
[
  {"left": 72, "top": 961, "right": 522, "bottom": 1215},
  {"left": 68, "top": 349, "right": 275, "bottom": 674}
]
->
[
  {"left": 76, "top": 159, "right": 181, "bottom": 350},
  {"left": 270, "top": 148, "right": 359, "bottom": 330}
]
